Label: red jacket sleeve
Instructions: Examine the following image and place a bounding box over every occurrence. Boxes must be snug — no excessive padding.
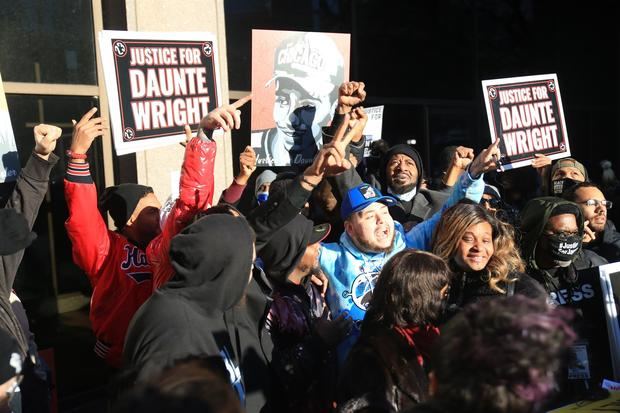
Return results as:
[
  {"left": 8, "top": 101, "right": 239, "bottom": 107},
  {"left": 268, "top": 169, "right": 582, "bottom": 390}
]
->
[
  {"left": 64, "top": 162, "right": 111, "bottom": 286},
  {"left": 149, "top": 136, "right": 217, "bottom": 289}
]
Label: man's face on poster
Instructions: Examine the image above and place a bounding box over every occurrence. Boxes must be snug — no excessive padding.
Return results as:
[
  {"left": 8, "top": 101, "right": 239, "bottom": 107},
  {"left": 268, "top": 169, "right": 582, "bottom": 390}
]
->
[{"left": 273, "top": 78, "right": 333, "bottom": 140}]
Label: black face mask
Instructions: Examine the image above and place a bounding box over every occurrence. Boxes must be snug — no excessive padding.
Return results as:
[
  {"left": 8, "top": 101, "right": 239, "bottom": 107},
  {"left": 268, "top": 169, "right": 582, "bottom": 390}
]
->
[
  {"left": 544, "top": 233, "right": 582, "bottom": 265},
  {"left": 551, "top": 178, "right": 580, "bottom": 195}
]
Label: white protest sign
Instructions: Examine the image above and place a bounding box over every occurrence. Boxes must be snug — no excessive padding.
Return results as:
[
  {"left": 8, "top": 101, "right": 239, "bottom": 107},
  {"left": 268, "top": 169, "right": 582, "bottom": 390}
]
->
[
  {"left": 481, "top": 74, "right": 570, "bottom": 170},
  {"left": 362, "top": 105, "right": 384, "bottom": 157},
  {"left": 99, "top": 31, "right": 222, "bottom": 155}
]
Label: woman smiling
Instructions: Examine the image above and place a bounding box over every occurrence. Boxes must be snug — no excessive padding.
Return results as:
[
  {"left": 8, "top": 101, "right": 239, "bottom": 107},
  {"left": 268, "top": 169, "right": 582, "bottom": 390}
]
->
[{"left": 432, "top": 202, "right": 546, "bottom": 312}]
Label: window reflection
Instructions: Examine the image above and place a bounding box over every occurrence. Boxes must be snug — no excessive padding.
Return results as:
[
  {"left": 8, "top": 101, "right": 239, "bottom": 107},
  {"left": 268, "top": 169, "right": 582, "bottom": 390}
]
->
[
  {"left": 3, "top": 95, "right": 103, "bottom": 324},
  {"left": 0, "top": 0, "right": 97, "bottom": 84}
]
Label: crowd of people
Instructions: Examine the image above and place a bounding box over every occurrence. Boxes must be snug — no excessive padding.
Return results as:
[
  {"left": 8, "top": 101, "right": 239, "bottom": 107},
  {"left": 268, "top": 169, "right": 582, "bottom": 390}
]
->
[{"left": 1, "top": 80, "right": 619, "bottom": 413}]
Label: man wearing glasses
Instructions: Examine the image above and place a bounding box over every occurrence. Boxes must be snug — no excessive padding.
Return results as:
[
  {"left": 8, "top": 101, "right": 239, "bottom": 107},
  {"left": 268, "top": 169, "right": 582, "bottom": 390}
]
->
[{"left": 563, "top": 182, "right": 620, "bottom": 263}]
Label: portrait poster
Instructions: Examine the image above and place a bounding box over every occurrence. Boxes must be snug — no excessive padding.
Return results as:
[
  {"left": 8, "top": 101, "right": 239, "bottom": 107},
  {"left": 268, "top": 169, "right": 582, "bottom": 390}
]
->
[
  {"left": 0, "top": 72, "right": 19, "bottom": 183},
  {"left": 481, "top": 74, "right": 570, "bottom": 171},
  {"left": 251, "top": 29, "right": 350, "bottom": 167},
  {"left": 99, "top": 31, "right": 222, "bottom": 155}
]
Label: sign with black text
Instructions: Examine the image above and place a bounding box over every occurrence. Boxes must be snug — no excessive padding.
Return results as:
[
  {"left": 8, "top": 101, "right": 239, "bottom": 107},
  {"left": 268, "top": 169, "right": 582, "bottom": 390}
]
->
[
  {"left": 99, "top": 31, "right": 222, "bottom": 155},
  {"left": 482, "top": 74, "right": 570, "bottom": 170}
]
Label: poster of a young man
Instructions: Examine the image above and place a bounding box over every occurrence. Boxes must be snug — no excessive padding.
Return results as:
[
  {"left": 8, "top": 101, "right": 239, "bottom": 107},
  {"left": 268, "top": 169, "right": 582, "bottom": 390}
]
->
[{"left": 251, "top": 30, "right": 350, "bottom": 167}]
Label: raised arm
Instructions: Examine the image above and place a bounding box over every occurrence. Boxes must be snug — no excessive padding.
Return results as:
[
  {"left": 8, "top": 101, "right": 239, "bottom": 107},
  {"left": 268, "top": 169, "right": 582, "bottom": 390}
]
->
[
  {"left": 219, "top": 146, "right": 256, "bottom": 206},
  {"left": 2, "top": 124, "right": 60, "bottom": 296},
  {"left": 150, "top": 97, "right": 252, "bottom": 289},
  {"left": 64, "top": 108, "right": 111, "bottom": 283},
  {"left": 406, "top": 139, "right": 502, "bottom": 250},
  {"left": 441, "top": 146, "right": 474, "bottom": 188},
  {"left": 248, "top": 141, "right": 353, "bottom": 252}
]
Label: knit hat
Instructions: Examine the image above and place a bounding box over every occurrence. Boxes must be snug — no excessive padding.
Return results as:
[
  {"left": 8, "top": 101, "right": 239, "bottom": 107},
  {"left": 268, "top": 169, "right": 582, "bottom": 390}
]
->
[
  {"left": 255, "top": 169, "right": 277, "bottom": 196},
  {"left": 99, "top": 184, "right": 154, "bottom": 230},
  {"left": 0, "top": 209, "right": 36, "bottom": 255},
  {"left": 551, "top": 158, "right": 588, "bottom": 181},
  {"left": 380, "top": 144, "right": 425, "bottom": 190}
]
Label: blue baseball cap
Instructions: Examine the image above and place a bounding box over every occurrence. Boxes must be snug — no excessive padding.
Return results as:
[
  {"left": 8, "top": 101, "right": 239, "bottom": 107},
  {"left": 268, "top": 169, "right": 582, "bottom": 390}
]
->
[{"left": 341, "top": 184, "right": 397, "bottom": 220}]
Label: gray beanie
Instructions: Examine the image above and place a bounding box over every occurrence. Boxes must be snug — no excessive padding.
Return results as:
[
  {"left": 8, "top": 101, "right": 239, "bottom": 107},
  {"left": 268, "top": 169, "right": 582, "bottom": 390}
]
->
[{"left": 255, "top": 170, "right": 277, "bottom": 196}]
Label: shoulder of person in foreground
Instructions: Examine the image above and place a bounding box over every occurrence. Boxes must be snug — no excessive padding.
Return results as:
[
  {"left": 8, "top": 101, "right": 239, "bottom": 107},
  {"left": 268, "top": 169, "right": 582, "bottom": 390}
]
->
[{"left": 511, "top": 271, "right": 548, "bottom": 300}]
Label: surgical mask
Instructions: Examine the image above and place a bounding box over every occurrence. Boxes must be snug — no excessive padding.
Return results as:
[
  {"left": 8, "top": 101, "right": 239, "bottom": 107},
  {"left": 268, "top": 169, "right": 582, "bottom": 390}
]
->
[
  {"left": 257, "top": 192, "right": 269, "bottom": 204},
  {"left": 544, "top": 233, "right": 582, "bottom": 265},
  {"left": 551, "top": 178, "right": 580, "bottom": 195}
]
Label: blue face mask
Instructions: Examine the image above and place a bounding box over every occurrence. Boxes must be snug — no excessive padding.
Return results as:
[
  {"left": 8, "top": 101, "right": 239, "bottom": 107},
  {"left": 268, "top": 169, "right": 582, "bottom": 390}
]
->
[{"left": 257, "top": 192, "right": 269, "bottom": 204}]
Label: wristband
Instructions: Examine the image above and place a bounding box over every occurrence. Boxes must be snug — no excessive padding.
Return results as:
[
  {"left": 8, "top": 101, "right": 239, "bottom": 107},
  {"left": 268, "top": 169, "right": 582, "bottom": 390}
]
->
[
  {"left": 65, "top": 150, "right": 87, "bottom": 160},
  {"left": 301, "top": 176, "right": 318, "bottom": 189}
]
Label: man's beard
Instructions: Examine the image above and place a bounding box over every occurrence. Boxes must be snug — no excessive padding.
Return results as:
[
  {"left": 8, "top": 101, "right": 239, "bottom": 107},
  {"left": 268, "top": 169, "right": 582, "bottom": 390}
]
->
[
  {"left": 390, "top": 181, "right": 416, "bottom": 195},
  {"left": 589, "top": 218, "right": 606, "bottom": 234},
  {"left": 355, "top": 231, "right": 396, "bottom": 254}
]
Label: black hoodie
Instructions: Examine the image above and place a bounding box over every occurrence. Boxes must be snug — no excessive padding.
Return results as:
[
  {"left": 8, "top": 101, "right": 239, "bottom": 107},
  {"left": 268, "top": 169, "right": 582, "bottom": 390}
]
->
[
  {"left": 124, "top": 214, "right": 254, "bottom": 398},
  {"left": 520, "top": 197, "right": 607, "bottom": 293}
]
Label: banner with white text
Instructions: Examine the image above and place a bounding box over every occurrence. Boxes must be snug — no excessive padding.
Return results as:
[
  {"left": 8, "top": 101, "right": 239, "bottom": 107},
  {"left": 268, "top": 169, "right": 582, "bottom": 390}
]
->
[
  {"left": 482, "top": 74, "right": 570, "bottom": 170},
  {"left": 99, "top": 31, "right": 222, "bottom": 155}
]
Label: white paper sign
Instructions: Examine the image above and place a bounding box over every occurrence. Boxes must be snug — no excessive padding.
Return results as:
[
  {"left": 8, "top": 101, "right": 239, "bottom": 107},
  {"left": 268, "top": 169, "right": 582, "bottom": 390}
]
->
[
  {"left": 99, "top": 31, "right": 222, "bottom": 155},
  {"left": 481, "top": 74, "right": 570, "bottom": 171}
]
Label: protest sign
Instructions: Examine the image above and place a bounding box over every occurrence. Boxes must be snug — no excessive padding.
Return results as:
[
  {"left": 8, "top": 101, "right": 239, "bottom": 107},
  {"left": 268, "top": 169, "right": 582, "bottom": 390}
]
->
[
  {"left": 599, "top": 262, "right": 620, "bottom": 380},
  {"left": 481, "top": 74, "right": 570, "bottom": 170},
  {"left": 99, "top": 31, "right": 222, "bottom": 155},
  {"left": 0, "top": 73, "right": 19, "bottom": 183},
  {"left": 548, "top": 267, "right": 614, "bottom": 389},
  {"left": 251, "top": 29, "right": 350, "bottom": 167},
  {"left": 362, "top": 105, "right": 384, "bottom": 157}
]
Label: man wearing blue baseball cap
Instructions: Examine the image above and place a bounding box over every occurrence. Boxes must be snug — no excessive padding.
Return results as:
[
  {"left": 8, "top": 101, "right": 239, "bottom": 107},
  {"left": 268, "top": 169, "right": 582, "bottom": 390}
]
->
[{"left": 319, "top": 139, "right": 502, "bottom": 361}]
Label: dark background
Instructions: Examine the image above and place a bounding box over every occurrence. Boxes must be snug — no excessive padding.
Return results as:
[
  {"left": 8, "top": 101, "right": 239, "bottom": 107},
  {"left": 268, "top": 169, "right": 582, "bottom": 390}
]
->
[{"left": 224, "top": 0, "right": 620, "bottom": 184}]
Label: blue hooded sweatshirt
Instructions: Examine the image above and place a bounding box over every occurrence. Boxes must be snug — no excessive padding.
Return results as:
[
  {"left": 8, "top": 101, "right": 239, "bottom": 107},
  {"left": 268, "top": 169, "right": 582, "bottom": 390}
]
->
[{"left": 319, "top": 170, "right": 484, "bottom": 360}]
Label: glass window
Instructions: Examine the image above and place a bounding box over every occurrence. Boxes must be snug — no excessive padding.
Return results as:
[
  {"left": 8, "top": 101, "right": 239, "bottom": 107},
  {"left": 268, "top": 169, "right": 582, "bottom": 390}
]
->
[
  {"left": 0, "top": 0, "right": 97, "bottom": 85},
  {"left": 4, "top": 95, "right": 104, "bottom": 318}
]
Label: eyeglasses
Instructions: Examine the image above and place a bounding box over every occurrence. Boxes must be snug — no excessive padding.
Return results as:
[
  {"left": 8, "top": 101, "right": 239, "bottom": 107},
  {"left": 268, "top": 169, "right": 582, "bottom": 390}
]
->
[
  {"left": 578, "top": 199, "right": 613, "bottom": 209},
  {"left": 480, "top": 198, "right": 501, "bottom": 208}
]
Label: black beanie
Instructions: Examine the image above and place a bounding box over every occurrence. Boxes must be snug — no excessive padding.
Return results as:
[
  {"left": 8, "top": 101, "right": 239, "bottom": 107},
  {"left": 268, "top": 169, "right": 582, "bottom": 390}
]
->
[
  {"left": 549, "top": 203, "right": 581, "bottom": 219},
  {"left": 99, "top": 184, "right": 154, "bottom": 230},
  {"left": 259, "top": 214, "right": 314, "bottom": 283},
  {"left": 380, "top": 144, "right": 425, "bottom": 190}
]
